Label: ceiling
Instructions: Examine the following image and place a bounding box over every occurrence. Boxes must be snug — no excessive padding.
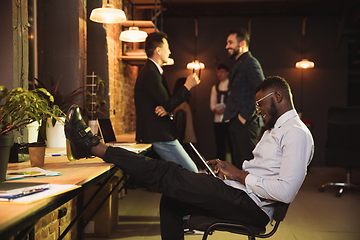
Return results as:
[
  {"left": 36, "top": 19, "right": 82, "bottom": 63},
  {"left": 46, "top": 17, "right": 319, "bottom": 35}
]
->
[
  {"left": 131, "top": 0, "right": 360, "bottom": 30},
  {"left": 161, "top": 0, "right": 350, "bottom": 17}
]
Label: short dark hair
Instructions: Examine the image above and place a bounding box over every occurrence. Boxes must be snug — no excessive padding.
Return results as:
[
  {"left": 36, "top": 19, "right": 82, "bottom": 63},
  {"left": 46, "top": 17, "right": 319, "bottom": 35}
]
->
[
  {"left": 145, "top": 32, "right": 168, "bottom": 58},
  {"left": 216, "top": 63, "right": 229, "bottom": 72},
  {"left": 229, "top": 28, "right": 250, "bottom": 47},
  {"left": 255, "top": 76, "right": 291, "bottom": 98}
]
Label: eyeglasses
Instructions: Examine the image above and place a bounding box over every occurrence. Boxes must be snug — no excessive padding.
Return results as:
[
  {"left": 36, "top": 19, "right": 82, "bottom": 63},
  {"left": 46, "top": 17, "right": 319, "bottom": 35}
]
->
[{"left": 255, "top": 92, "right": 274, "bottom": 111}]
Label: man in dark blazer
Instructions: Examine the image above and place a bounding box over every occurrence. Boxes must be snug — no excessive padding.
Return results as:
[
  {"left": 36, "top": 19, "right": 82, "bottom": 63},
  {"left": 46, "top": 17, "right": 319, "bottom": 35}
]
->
[
  {"left": 134, "top": 31, "right": 200, "bottom": 172},
  {"left": 223, "top": 28, "right": 264, "bottom": 170}
]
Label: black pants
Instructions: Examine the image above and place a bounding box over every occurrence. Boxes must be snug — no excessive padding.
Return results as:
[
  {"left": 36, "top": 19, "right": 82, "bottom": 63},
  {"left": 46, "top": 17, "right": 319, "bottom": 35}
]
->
[
  {"left": 229, "top": 117, "right": 261, "bottom": 169},
  {"left": 214, "top": 122, "right": 230, "bottom": 161},
  {"left": 103, "top": 146, "right": 269, "bottom": 240}
]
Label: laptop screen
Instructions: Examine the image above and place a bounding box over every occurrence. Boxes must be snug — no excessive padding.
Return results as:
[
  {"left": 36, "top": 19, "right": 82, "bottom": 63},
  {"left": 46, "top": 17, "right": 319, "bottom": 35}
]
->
[{"left": 97, "top": 119, "right": 117, "bottom": 143}]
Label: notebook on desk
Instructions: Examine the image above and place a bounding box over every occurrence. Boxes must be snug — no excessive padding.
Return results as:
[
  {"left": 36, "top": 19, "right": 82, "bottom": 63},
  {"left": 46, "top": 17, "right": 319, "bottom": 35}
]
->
[{"left": 0, "top": 182, "right": 50, "bottom": 200}]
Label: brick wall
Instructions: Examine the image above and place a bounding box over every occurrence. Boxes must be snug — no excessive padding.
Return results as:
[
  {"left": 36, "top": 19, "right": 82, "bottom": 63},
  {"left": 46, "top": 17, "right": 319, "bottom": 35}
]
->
[
  {"left": 105, "top": 0, "right": 137, "bottom": 136},
  {"left": 34, "top": 199, "right": 77, "bottom": 240}
]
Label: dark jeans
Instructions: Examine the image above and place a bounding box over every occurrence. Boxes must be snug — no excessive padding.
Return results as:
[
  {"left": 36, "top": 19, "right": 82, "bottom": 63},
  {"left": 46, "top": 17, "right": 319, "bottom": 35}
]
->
[
  {"left": 103, "top": 146, "right": 269, "bottom": 240},
  {"left": 229, "top": 117, "right": 261, "bottom": 169},
  {"left": 214, "top": 122, "right": 230, "bottom": 161}
]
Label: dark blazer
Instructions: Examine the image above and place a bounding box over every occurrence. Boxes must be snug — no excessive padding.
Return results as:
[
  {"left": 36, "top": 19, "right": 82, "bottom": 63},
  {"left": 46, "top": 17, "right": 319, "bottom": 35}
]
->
[
  {"left": 223, "top": 52, "right": 264, "bottom": 122},
  {"left": 134, "top": 60, "right": 191, "bottom": 143}
]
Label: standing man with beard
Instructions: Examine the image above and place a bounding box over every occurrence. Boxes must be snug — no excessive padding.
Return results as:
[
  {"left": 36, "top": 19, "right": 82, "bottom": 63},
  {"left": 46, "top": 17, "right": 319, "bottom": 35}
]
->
[{"left": 223, "top": 28, "right": 264, "bottom": 169}]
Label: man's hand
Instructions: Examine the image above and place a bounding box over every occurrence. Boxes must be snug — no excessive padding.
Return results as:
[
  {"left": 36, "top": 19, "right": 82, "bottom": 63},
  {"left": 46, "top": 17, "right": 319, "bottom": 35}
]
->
[
  {"left": 238, "top": 113, "right": 246, "bottom": 124},
  {"left": 214, "top": 108, "right": 225, "bottom": 114},
  {"left": 155, "top": 106, "right": 168, "bottom": 117},
  {"left": 207, "top": 159, "right": 249, "bottom": 185},
  {"left": 184, "top": 73, "right": 201, "bottom": 91}
]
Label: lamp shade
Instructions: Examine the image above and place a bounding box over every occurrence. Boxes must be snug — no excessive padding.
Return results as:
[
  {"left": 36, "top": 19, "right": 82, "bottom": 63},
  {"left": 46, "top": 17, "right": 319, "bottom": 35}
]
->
[
  {"left": 120, "top": 26, "right": 148, "bottom": 42},
  {"left": 296, "top": 59, "right": 314, "bottom": 69},
  {"left": 90, "top": 4, "right": 126, "bottom": 24},
  {"left": 163, "top": 58, "right": 174, "bottom": 66},
  {"left": 187, "top": 60, "right": 205, "bottom": 70}
]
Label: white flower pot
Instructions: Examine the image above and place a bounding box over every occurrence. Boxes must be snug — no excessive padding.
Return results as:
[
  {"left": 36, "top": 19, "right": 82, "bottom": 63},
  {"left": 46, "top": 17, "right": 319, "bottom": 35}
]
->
[
  {"left": 27, "top": 121, "right": 40, "bottom": 143},
  {"left": 46, "top": 117, "right": 66, "bottom": 148},
  {"left": 88, "top": 120, "right": 98, "bottom": 135}
]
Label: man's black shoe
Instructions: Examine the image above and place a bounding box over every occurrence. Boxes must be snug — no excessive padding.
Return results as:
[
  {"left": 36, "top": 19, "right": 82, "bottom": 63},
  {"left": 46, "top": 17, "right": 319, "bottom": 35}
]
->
[{"left": 65, "top": 104, "right": 100, "bottom": 159}]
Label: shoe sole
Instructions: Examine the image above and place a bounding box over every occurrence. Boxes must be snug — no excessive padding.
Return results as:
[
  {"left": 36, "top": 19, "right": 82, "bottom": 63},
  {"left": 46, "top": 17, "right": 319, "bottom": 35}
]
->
[{"left": 65, "top": 105, "right": 81, "bottom": 160}]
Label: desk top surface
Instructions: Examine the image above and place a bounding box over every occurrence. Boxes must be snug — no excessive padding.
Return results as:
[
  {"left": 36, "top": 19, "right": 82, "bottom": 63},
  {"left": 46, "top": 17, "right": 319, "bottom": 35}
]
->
[{"left": 0, "top": 148, "right": 115, "bottom": 237}]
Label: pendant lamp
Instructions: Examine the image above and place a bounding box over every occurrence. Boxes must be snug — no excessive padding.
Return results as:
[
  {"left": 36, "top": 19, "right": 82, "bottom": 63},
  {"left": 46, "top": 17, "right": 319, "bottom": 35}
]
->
[
  {"left": 163, "top": 58, "right": 174, "bottom": 66},
  {"left": 90, "top": 2, "right": 126, "bottom": 24},
  {"left": 120, "top": 26, "right": 148, "bottom": 42},
  {"left": 187, "top": 60, "right": 205, "bottom": 70},
  {"left": 187, "top": 18, "right": 205, "bottom": 78},
  {"left": 296, "top": 59, "right": 314, "bottom": 69},
  {"left": 296, "top": 18, "right": 314, "bottom": 69}
]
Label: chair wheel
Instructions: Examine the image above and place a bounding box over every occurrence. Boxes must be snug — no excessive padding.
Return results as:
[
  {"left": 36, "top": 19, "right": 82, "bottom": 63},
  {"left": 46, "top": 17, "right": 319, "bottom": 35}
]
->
[
  {"left": 335, "top": 192, "right": 342, "bottom": 197},
  {"left": 319, "top": 187, "right": 325, "bottom": 192}
]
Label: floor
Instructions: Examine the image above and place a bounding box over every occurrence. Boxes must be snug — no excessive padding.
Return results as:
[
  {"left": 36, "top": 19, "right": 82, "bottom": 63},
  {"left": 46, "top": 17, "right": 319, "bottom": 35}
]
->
[{"left": 85, "top": 166, "right": 360, "bottom": 240}]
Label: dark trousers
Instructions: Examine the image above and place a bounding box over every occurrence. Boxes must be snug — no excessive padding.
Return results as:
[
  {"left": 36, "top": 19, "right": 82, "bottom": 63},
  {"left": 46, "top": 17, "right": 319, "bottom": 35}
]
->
[
  {"left": 214, "top": 122, "right": 230, "bottom": 161},
  {"left": 103, "top": 146, "right": 269, "bottom": 240},
  {"left": 229, "top": 117, "right": 261, "bottom": 169}
]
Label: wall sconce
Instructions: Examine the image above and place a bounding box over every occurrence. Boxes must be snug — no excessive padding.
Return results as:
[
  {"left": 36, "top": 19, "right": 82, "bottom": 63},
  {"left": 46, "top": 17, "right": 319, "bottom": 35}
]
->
[
  {"left": 90, "top": 2, "right": 126, "bottom": 24},
  {"left": 296, "top": 18, "right": 314, "bottom": 69},
  {"left": 120, "top": 26, "right": 148, "bottom": 42}
]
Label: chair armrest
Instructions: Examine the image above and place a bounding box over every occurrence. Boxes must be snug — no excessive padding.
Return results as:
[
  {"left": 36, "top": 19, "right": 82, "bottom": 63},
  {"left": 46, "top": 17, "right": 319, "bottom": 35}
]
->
[{"left": 272, "top": 202, "right": 290, "bottom": 222}]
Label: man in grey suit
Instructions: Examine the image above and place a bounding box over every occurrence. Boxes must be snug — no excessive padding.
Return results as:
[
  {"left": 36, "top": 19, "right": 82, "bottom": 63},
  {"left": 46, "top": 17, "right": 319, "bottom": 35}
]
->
[
  {"left": 223, "top": 28, "right": 264, "bottom": 170},
  {"left": 134, "top": 31, "right": 200, "bottom": 172}
]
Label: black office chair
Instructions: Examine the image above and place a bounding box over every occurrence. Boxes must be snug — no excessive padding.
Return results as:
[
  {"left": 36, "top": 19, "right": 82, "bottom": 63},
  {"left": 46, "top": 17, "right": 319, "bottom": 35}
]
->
[
  {"left": 188, "top": 201, "right": 290, "bottom": 240},
  {"left": 319, "top": 106, "right": 360, "bottom": 197}
]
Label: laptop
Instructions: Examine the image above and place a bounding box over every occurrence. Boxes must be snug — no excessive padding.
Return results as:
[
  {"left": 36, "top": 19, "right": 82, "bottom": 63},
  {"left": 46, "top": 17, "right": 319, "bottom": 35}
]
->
[
  {"left": 189, "top": 142, "right": 217, "bottom": 177},
  {"left": 97, "top": 119, "right": 136, "bottom": 146},
  {"left": 97, "top": 119, "right": 118, "bottom": 144},
  {"left": 0, "top": 182, "right": 50, "bottom": 200}
]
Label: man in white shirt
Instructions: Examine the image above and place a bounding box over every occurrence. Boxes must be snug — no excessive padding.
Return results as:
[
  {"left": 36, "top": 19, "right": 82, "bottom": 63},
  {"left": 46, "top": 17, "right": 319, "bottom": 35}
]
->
[
  {"left": 65, "top": 76, "right": 314, "bottom": 240},
  {"left": 210, "top": 64, "right": 230, "bottom": 161}
]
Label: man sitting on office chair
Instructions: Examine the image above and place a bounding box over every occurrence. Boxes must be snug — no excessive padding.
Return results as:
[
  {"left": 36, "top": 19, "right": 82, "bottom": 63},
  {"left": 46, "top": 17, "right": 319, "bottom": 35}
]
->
[{"left": 65, "top": 76, "right": 314, "bottom": 240}]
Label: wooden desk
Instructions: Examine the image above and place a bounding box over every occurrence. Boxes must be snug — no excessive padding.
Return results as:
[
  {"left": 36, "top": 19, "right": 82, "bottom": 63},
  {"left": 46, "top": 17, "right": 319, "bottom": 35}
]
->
[{"left": 0, "top": 147, "right": 128, "bottom": 239}]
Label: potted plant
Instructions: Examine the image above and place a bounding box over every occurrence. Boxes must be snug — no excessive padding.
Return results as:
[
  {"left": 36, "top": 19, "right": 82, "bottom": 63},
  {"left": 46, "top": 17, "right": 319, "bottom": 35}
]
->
[
  {"left": 0, "top": 85, "right": 64, "bottom": 181},
  {"left": 34, "top": 75, "right": 86, "bottom": 147}
]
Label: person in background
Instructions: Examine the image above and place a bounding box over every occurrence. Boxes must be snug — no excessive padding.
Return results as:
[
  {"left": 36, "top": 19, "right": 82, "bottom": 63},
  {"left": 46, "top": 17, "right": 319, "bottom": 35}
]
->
[
  {"left": 173, "top": 77, "right": 197, "bottom": 145},
  {"left": 65, "top": 76, "right": 314, "bottom": 240},
  {"left": 173, "top": 77, "right": 202, "bottom": 170},
  {"left": 210, "top": 63, "right": 230, "bottom": 162},
  {"left": 134, "top": 32, "right": 200, "bottom": 173},
  {"left": 223, "top": 28, "right": 264, "bottom": 169}
]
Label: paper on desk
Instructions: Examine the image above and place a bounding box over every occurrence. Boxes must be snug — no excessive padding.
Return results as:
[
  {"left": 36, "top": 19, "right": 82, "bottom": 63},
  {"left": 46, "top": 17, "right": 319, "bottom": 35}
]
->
[
  {"left": 118, "top": 144, "right": 151, "bottom": 153},
  {"left": 5, "top": 167, "right": 61, "bottom": 181},
  {"left": 0, "top": 184, "right": 79, "bottom": 204}
]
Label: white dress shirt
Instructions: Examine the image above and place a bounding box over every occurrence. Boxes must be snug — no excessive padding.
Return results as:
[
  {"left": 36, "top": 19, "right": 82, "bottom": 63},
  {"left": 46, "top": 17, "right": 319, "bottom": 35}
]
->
[
  {"left": 149, "top": 58, "right": 163, "bottom": 75},
  {"left": 224, "top": 109, "right": 314, "bottom": 218},
  {"left": 210, "top": 79, "right": 229, "bottom": 122}
]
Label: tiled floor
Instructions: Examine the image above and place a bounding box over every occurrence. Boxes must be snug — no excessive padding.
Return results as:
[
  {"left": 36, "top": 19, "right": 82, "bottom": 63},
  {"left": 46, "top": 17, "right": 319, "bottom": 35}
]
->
[{"left": 86, "top": 167, "right": 360, "bottom": 240}]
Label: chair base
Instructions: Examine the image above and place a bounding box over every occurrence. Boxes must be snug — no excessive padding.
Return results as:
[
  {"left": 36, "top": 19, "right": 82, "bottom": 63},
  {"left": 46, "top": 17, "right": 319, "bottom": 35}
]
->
[{"left": 319, "top": 168, "right": 360, "bottom": 197}]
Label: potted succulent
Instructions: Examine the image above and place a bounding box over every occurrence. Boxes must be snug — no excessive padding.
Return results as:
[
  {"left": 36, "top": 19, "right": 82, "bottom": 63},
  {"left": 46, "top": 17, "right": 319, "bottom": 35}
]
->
[{"left": 0, "top": 86, "right": 64, "bottom": 181}]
